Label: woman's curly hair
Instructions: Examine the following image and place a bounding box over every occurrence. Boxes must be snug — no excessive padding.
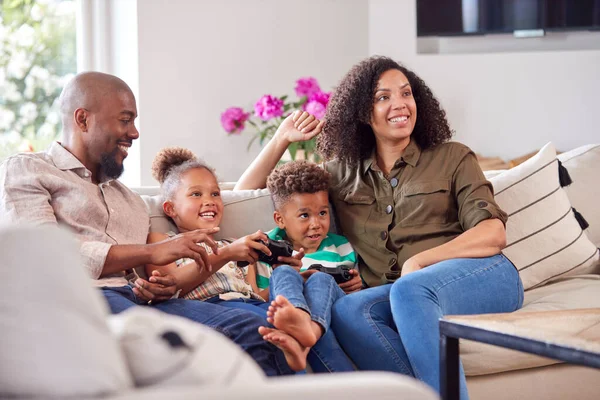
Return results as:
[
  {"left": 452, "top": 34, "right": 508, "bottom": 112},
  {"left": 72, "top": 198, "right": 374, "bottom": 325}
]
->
[
  {"left": 317, "top": 55, "right": 453, "bottom": 165},
  {"left": 151, "top": 146, "right": 216, "bottom": 200},
  {"left": 267, "top": 160, "right": 331, "bottom": 209}
]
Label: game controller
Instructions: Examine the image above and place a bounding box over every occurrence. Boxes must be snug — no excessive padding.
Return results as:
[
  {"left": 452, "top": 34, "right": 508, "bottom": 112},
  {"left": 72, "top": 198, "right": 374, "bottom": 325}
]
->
[
  {"left": 237, "top": 238, "right": 294, "bottom": 267},
  {"left": 307, "top": 264, "right": 354, "bottom": 283}
]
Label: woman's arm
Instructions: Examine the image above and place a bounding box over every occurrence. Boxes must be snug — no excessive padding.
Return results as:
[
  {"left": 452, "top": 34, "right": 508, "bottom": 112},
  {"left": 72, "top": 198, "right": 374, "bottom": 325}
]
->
[
  {"left": 234, "top": 111, "right": 323, "bottom": 190},
  {"left": 402, "top": 218, "right": 506, "bottom": 275}
]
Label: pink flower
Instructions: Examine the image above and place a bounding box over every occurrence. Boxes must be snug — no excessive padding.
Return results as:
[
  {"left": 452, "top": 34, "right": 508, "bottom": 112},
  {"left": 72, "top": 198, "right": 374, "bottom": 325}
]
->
[
  {"left": 302, "top": 91, "right": 331, "bottom": 119},
  {"left": 221, "top": 107, "right": 250, "bottom": 134},
  {"left": 254, "top": 95, "right": 284, "bottom": 121},
  {"left": 295, "top": 77, "right": 321, "bottom": 98}
]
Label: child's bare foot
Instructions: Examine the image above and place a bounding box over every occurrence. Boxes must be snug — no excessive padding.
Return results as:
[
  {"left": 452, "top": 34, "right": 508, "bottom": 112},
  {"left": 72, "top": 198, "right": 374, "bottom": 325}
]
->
[
  {"left": 258, "top": 326, "right": 309, "bottom": 372},
  {"left": 266, "top": 295, "right": 317, "bottom": 347}
]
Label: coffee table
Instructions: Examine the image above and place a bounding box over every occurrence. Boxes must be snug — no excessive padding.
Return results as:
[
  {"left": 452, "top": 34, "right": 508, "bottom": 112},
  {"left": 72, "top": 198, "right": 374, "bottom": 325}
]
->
[{"left": 439, "top": 309, "right": 600, "bottom": 400}]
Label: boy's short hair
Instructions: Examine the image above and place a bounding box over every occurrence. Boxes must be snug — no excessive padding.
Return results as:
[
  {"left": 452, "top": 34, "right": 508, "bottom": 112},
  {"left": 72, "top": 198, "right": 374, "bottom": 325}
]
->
[{"left": 267, "top": 160, "right": 331, "bottom": 209}]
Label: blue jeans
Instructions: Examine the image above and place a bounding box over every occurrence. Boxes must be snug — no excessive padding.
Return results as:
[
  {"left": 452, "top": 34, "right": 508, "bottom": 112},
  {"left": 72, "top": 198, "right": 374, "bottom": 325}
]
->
[
  {"left": 101, "top": 285, "right": 294, "bottom": 377},
  {"left": 211, "top": 267, "right": 355, "bottom": 373},
  {"left": 331, "top": 255, "right": 524, "bottom": 398}
]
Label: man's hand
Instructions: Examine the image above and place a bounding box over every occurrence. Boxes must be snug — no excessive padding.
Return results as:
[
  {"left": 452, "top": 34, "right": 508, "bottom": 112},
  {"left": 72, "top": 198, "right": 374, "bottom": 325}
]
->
[
  {"left": 149, "top": 228, "right": 219, "bottom": 272},
  {"left": 401, "top": 257, "right": 423, "bottom": 277},
  {"left": 132, "top": 270, "right": 178, "bottom": 303},
  {"left": 273, "top": 247, "right": 305, "bottom": 271},
  {"left": 275, "top": 111, "right": 324, "bottom": 144},
  {"left": 225, "top": 230, "right": 271, "bottom": 264},
  {"left": 338, "top": 269, "right": 362, "bottom": 294}
]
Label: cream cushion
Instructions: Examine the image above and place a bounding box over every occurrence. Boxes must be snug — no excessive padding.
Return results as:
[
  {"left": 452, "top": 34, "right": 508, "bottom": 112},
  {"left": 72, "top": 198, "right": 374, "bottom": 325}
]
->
[
  {"left": 461, "top": 274, "right": 600, "bottom": 376},
  {"left": 489, "top": 142, "right": 599, "bottom": 290},
  {"left": 141, "top": 188, "right": 274, "bottom": 240},
  {"left": 0, "top": 225, "right": 133, "bottom": 398},
  {"left": 558, "top": 144, "right": 600, "bottom": 247}
]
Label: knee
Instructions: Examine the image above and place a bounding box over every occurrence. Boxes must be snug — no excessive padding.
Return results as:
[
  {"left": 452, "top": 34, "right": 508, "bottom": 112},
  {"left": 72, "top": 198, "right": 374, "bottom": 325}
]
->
[
  {"left": 307, "top": 271, "right": 336, "bottom": 285},
  {"left": 390, "top": 275, "right": 432, "bottom": 304},
  {"left": 271, "top": 265, "right": 300, "bottom": 281}
]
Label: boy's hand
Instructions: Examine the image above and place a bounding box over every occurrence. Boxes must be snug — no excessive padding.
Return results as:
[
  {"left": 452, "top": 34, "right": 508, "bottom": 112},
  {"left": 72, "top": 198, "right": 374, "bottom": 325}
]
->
[
  {"left": 275, "top": 111, "right": 324, "bottom": 144},
  {"left": 299, "top": 269, "right": 319, "bottom": 281},
  {"left": 338, "top": 269, "right": 362, "bottom": 294},
  {"left": 149, "top": 228, "right": 219, "bottom": 272},
  {"left": 274, "top": 247, "right": 305, "bottom": 270},
  {"left": 226, "top": 230, "right": 271, "bottom": 264}
]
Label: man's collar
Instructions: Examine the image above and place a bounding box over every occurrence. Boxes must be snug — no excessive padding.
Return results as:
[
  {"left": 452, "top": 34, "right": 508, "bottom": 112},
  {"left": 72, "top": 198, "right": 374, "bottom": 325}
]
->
[
  {"left": 48, "top": 141, "right": 87, "bottom": 171},
  {"left": 361, "top": 138, "right": 421, "bottom": 173}
]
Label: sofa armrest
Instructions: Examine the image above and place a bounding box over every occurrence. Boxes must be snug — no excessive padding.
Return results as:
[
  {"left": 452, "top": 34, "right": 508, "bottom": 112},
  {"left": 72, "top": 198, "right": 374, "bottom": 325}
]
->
[{"left": 106, "top": 372, "right": 439, "bottom": 400}]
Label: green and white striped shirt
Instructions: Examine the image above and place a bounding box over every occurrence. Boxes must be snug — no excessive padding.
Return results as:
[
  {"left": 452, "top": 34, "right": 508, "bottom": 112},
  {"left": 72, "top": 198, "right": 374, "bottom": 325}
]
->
[{"left": 255, "top": 227, "right": 357, "bottom": 290}]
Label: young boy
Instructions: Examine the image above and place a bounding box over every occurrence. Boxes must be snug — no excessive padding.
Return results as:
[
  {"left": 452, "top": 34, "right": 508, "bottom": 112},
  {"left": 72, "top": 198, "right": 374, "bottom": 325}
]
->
[{"left": 248, "top": 161, "right": 363, "bottom": 369}]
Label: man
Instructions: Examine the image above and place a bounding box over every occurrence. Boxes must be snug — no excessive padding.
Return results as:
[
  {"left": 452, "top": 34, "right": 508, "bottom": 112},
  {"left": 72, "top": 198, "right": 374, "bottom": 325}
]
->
[{"left": 0, "top": 72, "right": 292, "bottom": 376}]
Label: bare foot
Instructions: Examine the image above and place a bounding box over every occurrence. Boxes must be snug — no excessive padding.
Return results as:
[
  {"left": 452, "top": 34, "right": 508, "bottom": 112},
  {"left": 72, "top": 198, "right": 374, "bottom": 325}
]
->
[
  {"left": 258, "top": 326, "right": 309, "bottom": 372},
  {"left": 266, "top": 295, "right": 317, "bottom": 347}
]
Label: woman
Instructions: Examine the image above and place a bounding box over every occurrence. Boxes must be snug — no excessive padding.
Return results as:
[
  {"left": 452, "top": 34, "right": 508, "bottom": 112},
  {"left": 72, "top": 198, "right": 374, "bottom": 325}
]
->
[{"left": 235, "top": 56, "right": 524, "bottom": 398}]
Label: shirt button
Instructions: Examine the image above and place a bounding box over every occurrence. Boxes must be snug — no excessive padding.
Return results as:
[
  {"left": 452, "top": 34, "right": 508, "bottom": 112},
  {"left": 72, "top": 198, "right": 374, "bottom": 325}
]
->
[
  {"left": 477, "top": 201, "right": 488, "bottom": 208},
  {"left": 110, "top": 209, "right": 115, "bottom": 213},
  {"left": 385, "top": 205, "right": 393, "bottom": 214},
  {"left": 390, "top": 178, "right": 398, "bottom": 188},
  {"left": 380, "top": 231, "right": 388, "bottom": 240}
]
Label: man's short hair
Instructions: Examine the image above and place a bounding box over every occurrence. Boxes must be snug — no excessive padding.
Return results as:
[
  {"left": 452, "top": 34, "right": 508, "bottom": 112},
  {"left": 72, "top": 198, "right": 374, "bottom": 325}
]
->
[{"left": 267, "top": 160, "right": 331, "bottom": 209}]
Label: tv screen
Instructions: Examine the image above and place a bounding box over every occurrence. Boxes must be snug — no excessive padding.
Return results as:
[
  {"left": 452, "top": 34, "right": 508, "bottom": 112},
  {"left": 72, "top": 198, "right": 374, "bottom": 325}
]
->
[{"left": 417, "top": 0, "right": 600, "bottom": 37}]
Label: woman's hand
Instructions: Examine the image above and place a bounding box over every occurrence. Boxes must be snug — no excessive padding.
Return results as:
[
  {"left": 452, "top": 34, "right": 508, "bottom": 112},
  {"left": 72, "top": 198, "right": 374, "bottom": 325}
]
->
[
  {"left": 275, "top": 111, "right": 324, "bottom": 144},
  {"left": 338, "top": 269, "right": 362, "bottom": 293},
  {"left": 401, "top": 257, "right": 423, "bottom": 277},
  {"left": 225, "top": 230, "right": 271, "bottom": 264}
]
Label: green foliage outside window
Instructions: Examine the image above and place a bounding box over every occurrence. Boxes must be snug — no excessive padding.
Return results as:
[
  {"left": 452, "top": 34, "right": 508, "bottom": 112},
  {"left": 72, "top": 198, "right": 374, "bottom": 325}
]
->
[{"left": 0, "top": 0, "right": 76, "bottom": 159}]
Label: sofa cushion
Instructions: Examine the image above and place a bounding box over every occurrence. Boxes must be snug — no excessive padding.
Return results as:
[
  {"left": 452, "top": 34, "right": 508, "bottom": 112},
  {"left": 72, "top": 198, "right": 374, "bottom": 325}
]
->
[
  {"left": 142, "top": 189, "right": 274, "bottom": 240},
  {"left": 0, "top": 224, "right": 133, "bottom": 397},
  {"left": 558, "top": 144, "right": 600, "bottom": 247},
  {"left": 461, "top": 273, "right": 600, "bottom": 376},
  {"left": 489, "top": 142, "right": 599, "bottom": 290}
]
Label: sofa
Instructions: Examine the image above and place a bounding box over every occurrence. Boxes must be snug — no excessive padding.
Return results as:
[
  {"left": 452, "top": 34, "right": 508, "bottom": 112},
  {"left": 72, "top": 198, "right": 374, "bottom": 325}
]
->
[
  {"left": 139, "top": 142, "right": 600, "bottom": 400},
  {"left": 0, "top": 225, "right": 439, "bottom": 400}
]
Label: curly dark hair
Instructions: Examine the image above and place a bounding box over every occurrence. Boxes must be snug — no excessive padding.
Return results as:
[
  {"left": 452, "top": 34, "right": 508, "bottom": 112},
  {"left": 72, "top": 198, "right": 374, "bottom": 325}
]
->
[
  {"left": 151, "top": 147, "right": 216, "bottom": 200},
  {"left": 267, "top": 160, "right": 331, "bottom": 209},
  {"left": 317, "top": 55, "right": 453, "bottom": 165}
]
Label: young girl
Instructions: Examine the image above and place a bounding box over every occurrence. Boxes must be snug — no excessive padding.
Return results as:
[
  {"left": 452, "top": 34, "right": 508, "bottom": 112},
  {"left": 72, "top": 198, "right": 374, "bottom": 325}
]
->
[{"left": 146, "top": 146, "right": 354, "bottom": 372}]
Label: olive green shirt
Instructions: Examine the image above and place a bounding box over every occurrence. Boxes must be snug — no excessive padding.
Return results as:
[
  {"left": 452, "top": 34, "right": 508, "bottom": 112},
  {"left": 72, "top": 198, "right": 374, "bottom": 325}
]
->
[{"left": 325, "top": 139, "right": 507, "bottom": 288}]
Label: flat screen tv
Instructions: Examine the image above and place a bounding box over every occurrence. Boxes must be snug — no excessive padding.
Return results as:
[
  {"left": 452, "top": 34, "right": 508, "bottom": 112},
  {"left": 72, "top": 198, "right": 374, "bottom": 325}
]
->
[{"left": 417, "top": 0, "right": 600, "bottom": 37}]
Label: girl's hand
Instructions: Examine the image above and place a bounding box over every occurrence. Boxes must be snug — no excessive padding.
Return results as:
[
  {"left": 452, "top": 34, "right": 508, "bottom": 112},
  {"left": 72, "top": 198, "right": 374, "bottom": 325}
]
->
[
  {"left": 338, "top": 269, "right": 362, "bottom": 293},
  {"left": 226, "top": 230, "right": 271, "bottom": 264},
  {"left": 274, "top": 248, "right": 305, "bottom": 271},
  {"left": 275, "top": 111, "right": 324, "bottom": 144}
]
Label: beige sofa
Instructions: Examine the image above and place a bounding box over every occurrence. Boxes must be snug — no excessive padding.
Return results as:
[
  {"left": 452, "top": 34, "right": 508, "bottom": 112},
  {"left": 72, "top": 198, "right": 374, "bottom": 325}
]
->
[{"left": 139, "top": 143, "right": 600, "bottom": 400}]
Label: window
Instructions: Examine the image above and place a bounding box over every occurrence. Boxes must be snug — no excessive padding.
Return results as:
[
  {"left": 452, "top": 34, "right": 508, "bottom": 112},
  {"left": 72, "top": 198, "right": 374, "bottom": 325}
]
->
[{"left": 0, "top": 0, "right": 77, "bottom": 160}]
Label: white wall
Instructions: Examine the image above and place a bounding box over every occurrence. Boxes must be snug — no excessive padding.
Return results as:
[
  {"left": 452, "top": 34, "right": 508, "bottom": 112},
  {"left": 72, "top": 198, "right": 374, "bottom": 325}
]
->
[
  {"left": 137, "top": 0, "right": 369, "bottom": 185},
  {"left": 369, "top": 0, "right": 600, "bottom": 160}
]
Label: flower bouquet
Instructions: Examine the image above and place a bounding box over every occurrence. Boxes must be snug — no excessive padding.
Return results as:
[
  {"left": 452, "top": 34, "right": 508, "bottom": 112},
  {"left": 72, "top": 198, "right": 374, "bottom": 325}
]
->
[{"left": 221, "top": 77, "right": 330, "bottom": 162}]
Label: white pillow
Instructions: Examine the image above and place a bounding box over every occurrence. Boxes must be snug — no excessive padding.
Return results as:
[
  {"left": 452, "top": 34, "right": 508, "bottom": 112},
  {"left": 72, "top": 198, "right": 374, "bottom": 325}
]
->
[
  {"left": 107, "top": 307, "right": 265, "bottom": 388},
  {"left": 0, "top": 224, "right": 133, "bottom": 398},
  {"left": 490, "top": 143, "right": 599, "bottom": 290},
  {"left": 558, "top": 144, "right": 600, "bottom": 247}
]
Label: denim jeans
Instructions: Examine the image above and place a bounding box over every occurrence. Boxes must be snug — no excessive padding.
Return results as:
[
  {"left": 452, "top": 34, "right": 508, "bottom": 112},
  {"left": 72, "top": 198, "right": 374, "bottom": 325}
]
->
[
  {"left": 211, "top": 267, "right": 355, "bottom": 373},
  {"left": 101, "top": 285, "right": 294, "bottom": 376},
  {"left": 331, "top": 254, "right": 524, "bottom": 399}
]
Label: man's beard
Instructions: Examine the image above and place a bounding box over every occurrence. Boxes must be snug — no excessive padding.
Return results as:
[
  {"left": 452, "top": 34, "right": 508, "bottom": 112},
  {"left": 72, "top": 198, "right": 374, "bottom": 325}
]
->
[{"left": 100, "top": 148, "right": 124, "bottom": 180}]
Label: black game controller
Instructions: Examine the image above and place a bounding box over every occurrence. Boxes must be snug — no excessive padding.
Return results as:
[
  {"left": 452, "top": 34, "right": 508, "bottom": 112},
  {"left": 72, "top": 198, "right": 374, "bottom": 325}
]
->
[
  {"left": 237, "top": 238, "right": 294, "bottom": 267},
  {"left": 307, "top": 264, "right": 354, "bottom": 284}
]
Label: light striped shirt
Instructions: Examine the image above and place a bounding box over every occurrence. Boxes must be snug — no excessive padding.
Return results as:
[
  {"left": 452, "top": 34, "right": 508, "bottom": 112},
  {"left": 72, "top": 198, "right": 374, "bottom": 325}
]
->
[{"left": 255, "top": 227, "right": 357, "bottom": 289}]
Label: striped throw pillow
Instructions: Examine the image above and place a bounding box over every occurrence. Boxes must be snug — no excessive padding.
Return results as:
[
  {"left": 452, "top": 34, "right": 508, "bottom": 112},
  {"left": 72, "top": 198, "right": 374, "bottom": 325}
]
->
[{"left": 489, "top": 142, "right": 599, "bottom": 290}]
